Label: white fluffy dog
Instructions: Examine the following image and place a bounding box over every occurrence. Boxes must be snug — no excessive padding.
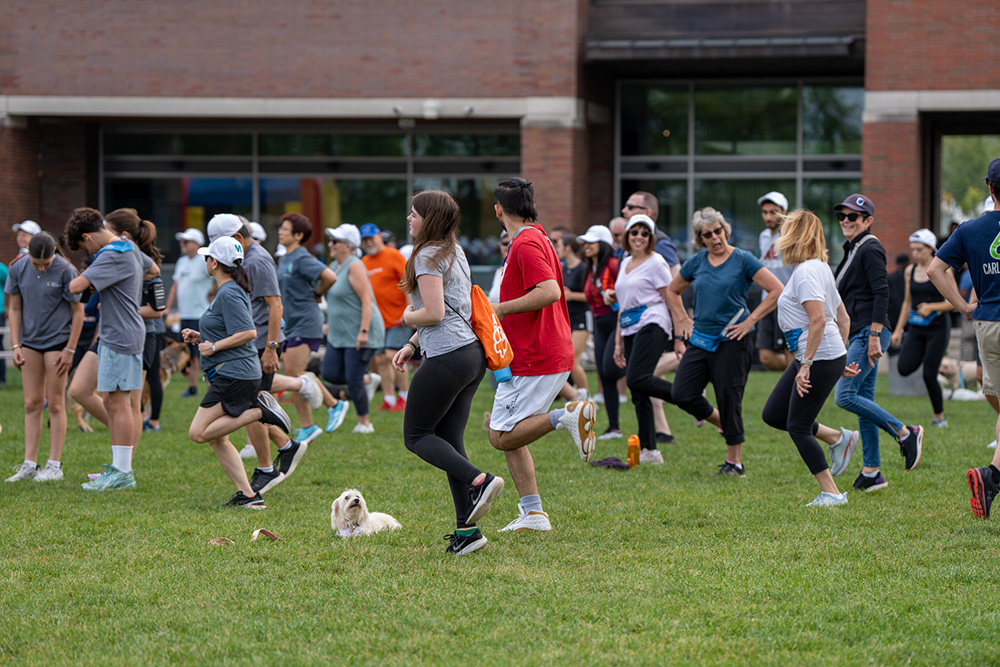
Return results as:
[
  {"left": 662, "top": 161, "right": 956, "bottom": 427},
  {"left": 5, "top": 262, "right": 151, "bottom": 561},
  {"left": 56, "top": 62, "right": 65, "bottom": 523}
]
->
[{"left": 331, "top": 488, "right": 401, "bottom": 538}]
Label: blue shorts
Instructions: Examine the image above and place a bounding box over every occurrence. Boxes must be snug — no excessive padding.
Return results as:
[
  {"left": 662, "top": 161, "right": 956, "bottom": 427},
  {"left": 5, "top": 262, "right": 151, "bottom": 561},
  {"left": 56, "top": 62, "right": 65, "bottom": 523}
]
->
[
  {"left": 384, "top": 325, "right": 415, "bottom": 351},
  {"left": 97, "top": 345, "right": 144, "bottom": 392}
]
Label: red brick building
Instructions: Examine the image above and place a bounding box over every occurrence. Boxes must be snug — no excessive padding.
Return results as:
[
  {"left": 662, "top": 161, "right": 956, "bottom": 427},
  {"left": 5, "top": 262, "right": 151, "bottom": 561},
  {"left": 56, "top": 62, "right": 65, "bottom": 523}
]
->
[{"left": 1, "top": 0, "right": 998, "bottom": 262}]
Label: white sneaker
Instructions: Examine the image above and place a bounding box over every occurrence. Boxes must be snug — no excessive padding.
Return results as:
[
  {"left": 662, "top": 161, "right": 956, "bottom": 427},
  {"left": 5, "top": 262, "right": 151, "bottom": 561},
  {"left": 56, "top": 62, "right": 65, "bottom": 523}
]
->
[
  {"left": 353, "top": 423, "right": 375, "bottom": 434},
  {"left": 556, "top": 401, "right": 597, "bottom": 462},
  {"left": 828, "top": 428, "right": 859, "bottom": 478},
  {"left": 239, "top": 443, "right": 257, "bottom": 459},
  {"left": 6, "top": 462, "right": 38, "bottom": 482},
  {"left": 597, "top": 428, "right": 622, "bottom": 440},
  {"left": 639, "top": 449, "right": 663, "bottom": 464},
  {"left": 299, "top": 372, "right": 324, "bottom": 410},
  {"left": 34, "top": 462, "right": 63, "bottom": 482},
  {"left": 566, "top": 388, "right": 589, "bottom": 406},
  {"left": 499, "top": 503, "right": 552, "bottom": 532},
  {"left": 619, "top": 393, "right": 628, "bottom": 404},
  {"left": 806, "top": 491, "right": 848, "bottom": 507},
  {"left": 989, "top": 440, "right": 997, "bottom": 449},
  {"left": 592, "top": 392, "right": 605, "bottom": 404},
  {"left": 365, "top": 373, "right": 381, "bottom": 405}
]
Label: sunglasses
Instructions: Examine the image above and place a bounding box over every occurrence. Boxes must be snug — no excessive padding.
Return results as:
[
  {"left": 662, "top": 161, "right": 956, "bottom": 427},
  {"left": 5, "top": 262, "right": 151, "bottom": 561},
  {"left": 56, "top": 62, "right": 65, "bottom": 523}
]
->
[
  {"left": 836, "top": 212, "right": 865, "bottom": 222},
  {"left": 624, "top": 203, "right": 648, "bottom": 211},
  {"left": 701, "top": 227, "right": 725, "bottom": 239},
  {"left": 629, "top": 227, "right": 650, "bottom": 238},
  {"left": 328, "top": 238, "right": 340, "bottom": 244}
]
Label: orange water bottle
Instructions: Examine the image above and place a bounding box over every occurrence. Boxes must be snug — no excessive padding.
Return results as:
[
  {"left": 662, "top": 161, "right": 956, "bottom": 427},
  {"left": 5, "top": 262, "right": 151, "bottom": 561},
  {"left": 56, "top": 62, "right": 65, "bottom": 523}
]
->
[{"left": 627, "top": 435, "right": 640, "bottom": 468}]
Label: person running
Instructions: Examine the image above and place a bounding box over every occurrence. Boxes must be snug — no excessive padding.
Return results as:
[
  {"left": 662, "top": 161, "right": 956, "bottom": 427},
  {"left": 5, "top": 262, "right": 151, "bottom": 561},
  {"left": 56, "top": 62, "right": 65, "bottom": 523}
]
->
[
  {"left": 392, "top": 190, "right": 505, "bottom": 555},
  {"left": 66, "top": 207, "right": 152, "bottom": 491},
  {"left": 891, "top": 229, "right": 956, "bottom": 428},
  {"left": 184, "top": 235, "right": 291, "bottom": 508},
  {"left": 553, "top": 231, "right": 590, "bottom": 401},
  {"left": 611, "top": 214, "right": 679, "bottom": 464},
  {"left": 323, "top": 224, "right": 384, "bottom": 434},
  {"left": 276, "top": 212, "right": 337, "bottom": 444},
  {"left": 665, "top": 207, "right": 784, "bottom": 475},
  {"left": 5, "top": 232, "right": 84, "bottom": 483},
  {"left": 760, "top": 210, "right": 861, "bottom": 507},
  {"left": 165, "top": 228, "right": 214, "bottom": 398},
  {"left": 832, "top": 194, "right": 923, "bottom": 493},
  {"left": 487, "top": 177, "right": 597, "bottom": 533}
]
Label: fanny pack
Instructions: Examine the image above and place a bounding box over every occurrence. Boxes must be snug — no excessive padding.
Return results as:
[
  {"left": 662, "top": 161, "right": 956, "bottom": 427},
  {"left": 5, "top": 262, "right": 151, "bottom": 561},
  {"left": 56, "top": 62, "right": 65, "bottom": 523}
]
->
[
  {"left": 908, "top": 311, "right": 939, "bottom": 326},
  {"left": 782, "top": 327, "right": 803, "bottom": 353},
  {"left": 688, "top": 308, "right": 746, "bottom": 352},
  {"left": 619, "top": 302, "right": 661, "bottom": 328}
]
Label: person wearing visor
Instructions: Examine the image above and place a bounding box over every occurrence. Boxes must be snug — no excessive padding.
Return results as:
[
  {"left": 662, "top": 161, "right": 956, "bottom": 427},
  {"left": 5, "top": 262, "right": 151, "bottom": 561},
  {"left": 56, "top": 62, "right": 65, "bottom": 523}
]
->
[
  {"left": 833, "top": 194, "right": 924, "bottom": 494},
  {"left": 891, "top": 228, "right": 956, "bottom": 428},
  {"left": 666, "top": 207, "right": 784, "bottom": 475}
]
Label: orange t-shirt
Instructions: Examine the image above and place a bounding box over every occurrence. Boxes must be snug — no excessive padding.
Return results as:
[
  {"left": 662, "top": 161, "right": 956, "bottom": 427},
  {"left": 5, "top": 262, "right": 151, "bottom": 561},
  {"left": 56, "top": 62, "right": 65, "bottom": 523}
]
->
[{"left": 362, "top": 248, "right": 408, "bottom": 328}]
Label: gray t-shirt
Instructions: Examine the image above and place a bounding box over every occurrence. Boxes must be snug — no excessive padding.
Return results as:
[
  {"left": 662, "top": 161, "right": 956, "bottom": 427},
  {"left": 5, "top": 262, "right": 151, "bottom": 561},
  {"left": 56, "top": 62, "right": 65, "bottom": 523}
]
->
[
  {"left": 4, "top": 254, "right": 81, "bottom": 349},
  {"left": 277, "top": 246, "right": 327, "bottom": 340},
  {"left": 243, "top": 240, "right": 285, "bottom": 350},
  {"left": 412, "top": 244, "right": 477, "bottom": 358},
  {"left": 198, "top": 280, "right": 261, "bottom": 380},
  {"left": 82, "top": 241, "right": 148, "bottom": 355},
  {"left": 325, "top": 255, "right": 384, "bottom": 349}
]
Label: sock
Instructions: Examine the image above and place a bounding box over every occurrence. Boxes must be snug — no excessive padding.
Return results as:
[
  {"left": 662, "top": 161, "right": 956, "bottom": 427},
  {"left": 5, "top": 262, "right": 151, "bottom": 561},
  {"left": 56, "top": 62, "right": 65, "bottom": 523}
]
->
[
  {"left": 863, "top": 469, "right": 879, "bottom": 478},
  {"left": 24, "top": 459, "right": 37, "bottom": 468},
  {"left": 384, "top": 395, "right": 397, "bottom": 407},
  {"left": 989, "top": 465, "right": 1000, "bottom": 484},
  {"left": 278, "top": 440, "right": 293, "bottom": 451},
  {"left": 46, "top": 460, "right": 61, "bottom": 468},
  {"left": 398, "top": 391, "right": 408, "bottom": 401},
  {"left": 727, "top": 460, "right": 743, "bottom": 469},
  {"left": 521, "top": 494, "right": 543, "bottom": 514},
  {"left": 456, "top": 527, "right": 477, "bottom": 536},
  {"left": 257, "top": 465, "right": 275, "bottom": 474},
  {"left": 472, "top": 473, "right": 486, "bottom": 486},
  {"left": 549, "top": 408, "right": 566, "bottom": 430},
  {"left": 897, "top": 427, "right": 910, "bottom": 442},
  {"left": 112, "top": 445, "right": 133, "bottom": 473}
]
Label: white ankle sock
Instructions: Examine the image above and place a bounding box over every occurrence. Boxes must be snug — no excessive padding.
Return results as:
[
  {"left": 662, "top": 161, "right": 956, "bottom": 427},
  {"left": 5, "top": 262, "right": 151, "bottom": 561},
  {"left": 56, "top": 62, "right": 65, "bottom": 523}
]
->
[
  {"left": 112, "top": 446, "right": 133, "bottom": 473},
  {"left": 384, "top": 395, "right": 397, "bottom": 407},
  {"left": 398, "top": 391, "right": 408, "bottom": 401}
]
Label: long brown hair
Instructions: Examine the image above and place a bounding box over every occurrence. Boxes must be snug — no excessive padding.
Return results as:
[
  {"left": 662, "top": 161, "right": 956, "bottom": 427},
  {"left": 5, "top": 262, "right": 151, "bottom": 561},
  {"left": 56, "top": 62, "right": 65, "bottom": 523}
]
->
[
  {"left": 400, "top": 190, "right": 461, "bottom": 294},
  {"left": 105, "top": 208, "right": 163, "bottom": 265}
]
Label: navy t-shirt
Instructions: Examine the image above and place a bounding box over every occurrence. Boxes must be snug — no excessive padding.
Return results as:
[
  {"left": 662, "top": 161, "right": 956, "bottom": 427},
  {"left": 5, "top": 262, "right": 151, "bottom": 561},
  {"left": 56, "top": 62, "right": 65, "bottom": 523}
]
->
[
  {"left": 936, "top": 211, "right": 1000, "bottom": 321},
  {"left": 198, "top": 280, "right": 261, "bottom": 380},
  {"left": 679, "top": 248, "right": 764, "bottom": 336}
]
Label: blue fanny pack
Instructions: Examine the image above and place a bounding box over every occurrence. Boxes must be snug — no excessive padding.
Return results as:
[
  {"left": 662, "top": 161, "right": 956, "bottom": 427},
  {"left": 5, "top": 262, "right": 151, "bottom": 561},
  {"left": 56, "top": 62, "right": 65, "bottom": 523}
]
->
[
  {"left": 908, "top": 311, "right": 939, "bottom": 326},
  {"left": 782, "top": 327, "right": 803, "bottom": 353},
  {"left": 619, "top": 304, "right": 648, "bottom": 328},
  {"left": 689, "top": 328, "right": 723, "bottom": 352}
]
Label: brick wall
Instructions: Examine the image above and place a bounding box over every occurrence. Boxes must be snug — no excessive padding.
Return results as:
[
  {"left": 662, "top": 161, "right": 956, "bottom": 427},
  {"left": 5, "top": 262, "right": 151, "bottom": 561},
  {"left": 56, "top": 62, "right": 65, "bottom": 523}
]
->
[
  {"left": 0, "top": 124, "right": 40, "bottom": 262},
  {"left": 38, "top": 122, "right": 91, "bottom": 236},
  {"left": 521, "top": 125, "right": 589, "bottom": 232},
  {"left": 861, "top": 120, "right": 920, "bottom": 257}
]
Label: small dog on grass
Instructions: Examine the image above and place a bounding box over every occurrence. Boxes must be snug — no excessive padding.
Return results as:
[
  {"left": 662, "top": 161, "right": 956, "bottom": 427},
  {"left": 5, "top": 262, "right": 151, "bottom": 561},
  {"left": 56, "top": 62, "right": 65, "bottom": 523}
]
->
[{"left": 331, "top": 489, "right": 401, "bottom": 538}]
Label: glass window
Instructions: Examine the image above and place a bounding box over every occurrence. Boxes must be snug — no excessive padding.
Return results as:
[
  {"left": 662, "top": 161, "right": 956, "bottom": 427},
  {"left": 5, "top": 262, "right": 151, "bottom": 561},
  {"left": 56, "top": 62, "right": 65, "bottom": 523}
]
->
[
  {"left": 693, "top": 179, "right": 796, "bottom": 252},
  {"left": 803, "top": 178, "right": 862, "bottom": 265},
  {"left": 258, "top": 134, "right": 407, "bottom": 157},
  {"left": 619, "top": 84, "right": 689, "bottom": 156},
  {"left": 618, "top": 180, "right": 689, "bottom": 251},
  {"left": 103, "top": 133, "right": 252, "bottom": 156},
  {"left": 694, "top": 85, "right": 797, "bottom": 156},
  {"left": 413, "top": 178, "right": 503, "bottom": 263},
  {"left": 413, "top": 134, "right": 519, "bottom": 157},
  {"left": 802, "top": 86, "right": 863, "bottom": 155}
]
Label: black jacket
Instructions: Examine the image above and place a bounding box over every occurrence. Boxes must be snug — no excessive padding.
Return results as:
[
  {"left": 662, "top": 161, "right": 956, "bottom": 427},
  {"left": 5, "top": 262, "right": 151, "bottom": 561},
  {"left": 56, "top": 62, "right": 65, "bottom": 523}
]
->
[{"left": 834, "top": 230, "right": 890, "bottom": 338}]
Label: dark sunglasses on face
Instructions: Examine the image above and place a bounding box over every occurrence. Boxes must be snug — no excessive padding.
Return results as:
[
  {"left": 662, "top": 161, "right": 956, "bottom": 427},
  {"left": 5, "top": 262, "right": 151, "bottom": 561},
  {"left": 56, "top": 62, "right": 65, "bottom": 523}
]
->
[
  {"left": 328, "top": 238, "right": 340, "bottom": 244},
  {"left": 836, "top": 212, "right": 864, "bottom": 222},
  {"left": 701, "top": 227, "right": 725, "bottom": 239},
  {"left": 629, "top": 227, "right": 650, "bottom": 238},
  {"left": 624, "top": 203, "right": 648, "bottom": 211}
]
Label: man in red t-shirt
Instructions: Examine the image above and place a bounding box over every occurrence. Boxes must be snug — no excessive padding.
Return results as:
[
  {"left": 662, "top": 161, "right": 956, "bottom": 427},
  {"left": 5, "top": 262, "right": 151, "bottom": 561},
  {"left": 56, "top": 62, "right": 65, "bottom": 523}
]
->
[{"left": 488, "top": 178, "right": 598, "bottom": 533}]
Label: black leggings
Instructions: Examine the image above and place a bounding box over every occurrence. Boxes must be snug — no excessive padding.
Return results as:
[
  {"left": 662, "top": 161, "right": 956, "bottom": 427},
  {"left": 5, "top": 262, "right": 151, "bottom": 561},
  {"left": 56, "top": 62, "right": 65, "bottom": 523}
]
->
[
  {"left": 403, "top": 341, "right": 486, "bottom": 529},
  {"left": 897, "top": 320, "right": 949, "bottom": 414},
  {"left": 762, "top": 356, "right": 846, "bottom": 475},
  {"left": 148, "top": 333, "right": 166, "bottom": 421},
  {"left": 671, "top": 336, "right": 753, "bottom": 446},
  {"left": 593, "top": 312, "right": 626, "bottom": 430},
  {"left": 624, "top": 324, "right": 675, "bottom": 451}
]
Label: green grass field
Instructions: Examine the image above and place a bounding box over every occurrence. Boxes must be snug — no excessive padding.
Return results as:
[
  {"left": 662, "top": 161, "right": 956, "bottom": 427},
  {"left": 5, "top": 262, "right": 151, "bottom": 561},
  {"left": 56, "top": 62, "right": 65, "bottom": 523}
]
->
[{"left": 2, "top": 369, "right": 998, "bottom": 665}]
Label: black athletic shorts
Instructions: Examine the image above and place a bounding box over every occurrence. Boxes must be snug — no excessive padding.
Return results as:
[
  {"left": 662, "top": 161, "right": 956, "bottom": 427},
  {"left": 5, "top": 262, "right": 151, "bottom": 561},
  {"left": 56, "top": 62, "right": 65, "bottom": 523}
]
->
[{"left": 200, "top": 375, "right": 261, "bottom": 418}]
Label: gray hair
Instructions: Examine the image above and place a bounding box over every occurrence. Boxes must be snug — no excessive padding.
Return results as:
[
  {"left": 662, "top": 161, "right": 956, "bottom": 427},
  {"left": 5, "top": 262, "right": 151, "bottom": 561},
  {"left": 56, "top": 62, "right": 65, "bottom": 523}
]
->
[{"left": 691, "top": 207, "right": 731, "bottom": 249}]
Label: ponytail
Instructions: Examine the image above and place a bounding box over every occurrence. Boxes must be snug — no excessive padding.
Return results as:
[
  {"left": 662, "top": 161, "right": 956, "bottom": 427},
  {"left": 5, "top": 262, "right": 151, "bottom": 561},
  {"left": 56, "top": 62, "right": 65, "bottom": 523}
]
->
[
  {"left": 105, "top": 208, "right": 163, "bottom": 266},
  {"left": 220, "top": 260, "right": 252, "bottom": 294}
]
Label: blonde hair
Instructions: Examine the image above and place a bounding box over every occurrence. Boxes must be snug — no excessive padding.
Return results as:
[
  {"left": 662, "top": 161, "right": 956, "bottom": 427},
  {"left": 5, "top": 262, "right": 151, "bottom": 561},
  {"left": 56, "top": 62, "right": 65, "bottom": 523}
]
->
[
  {"left": 775, "top": 209, "right": 828, "bottom": 264},
  {"left": 691, "top": 207, "right": 731, "bottom": 249}
]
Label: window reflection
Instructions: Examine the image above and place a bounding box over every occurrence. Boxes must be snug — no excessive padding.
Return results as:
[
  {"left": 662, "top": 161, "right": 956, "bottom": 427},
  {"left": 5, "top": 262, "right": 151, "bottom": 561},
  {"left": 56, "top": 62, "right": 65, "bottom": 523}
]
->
[
  {"left": 695, "top": 86, "right": 798, "bottom": 156},
  {"left": 619, "top": 85, "right": 689, "bottom": 156},
  {"left": 803, "top": 86, "right": 864, "bottom": 155}
]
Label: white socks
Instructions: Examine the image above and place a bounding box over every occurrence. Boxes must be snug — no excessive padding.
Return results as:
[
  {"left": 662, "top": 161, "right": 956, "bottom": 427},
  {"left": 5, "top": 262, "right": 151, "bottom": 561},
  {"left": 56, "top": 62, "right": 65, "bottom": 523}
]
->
[{"left": 112, "top": 446, "right": 133, "bottom": 473}]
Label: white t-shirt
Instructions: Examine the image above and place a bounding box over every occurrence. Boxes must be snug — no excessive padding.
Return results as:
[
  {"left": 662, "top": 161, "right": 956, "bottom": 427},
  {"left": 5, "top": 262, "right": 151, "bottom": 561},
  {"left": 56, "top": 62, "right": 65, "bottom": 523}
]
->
[
  {"left": 614, "top": 253, "right": 673, "bottom": 337},
  {"left": 776, "top": 259, "right": 846, "bottom": 362}
]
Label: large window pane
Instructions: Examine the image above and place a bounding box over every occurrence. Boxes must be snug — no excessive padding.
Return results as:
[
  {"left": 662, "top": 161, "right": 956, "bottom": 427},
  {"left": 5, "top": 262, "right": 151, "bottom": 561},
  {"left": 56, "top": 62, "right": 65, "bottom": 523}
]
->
[
  {"left": 803, "top": 178, "right": 862, "bottom": 265},
  {"left": 619, "top": 84, "right": 690, "bottom": 156},
  {"left": 693, "top": 179, "right": 796, "bottom": 252},
  {"left": 103, "top": 133, "right": 252, "bottom": 156},
  {"left": 695, "top": 86, "right": 797, "bottom": 156},
  {"left": 941, "top": 135, "right": 1000, "bottom": 227},
  {"left": 259, "top": 134, "right": 407, "bottom": 157},
  {"left": 413, "top": 134, "right": 519, "bottom": 157},
  {"left": 413, "top": 178, "right": 502, "bottom": 263},
  {"left": 802, "top": 86, "right": 863, "bottom": 155},
  {"left": 618, "top": 180, "right": 689, "bottom": 253}
]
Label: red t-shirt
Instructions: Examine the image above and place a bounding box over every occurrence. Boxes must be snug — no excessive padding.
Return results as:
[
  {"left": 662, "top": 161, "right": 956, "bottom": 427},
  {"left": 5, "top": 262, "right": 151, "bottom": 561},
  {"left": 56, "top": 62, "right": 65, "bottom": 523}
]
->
[{"left": 499, "top": 224, "right": 574, "bottom": 376}]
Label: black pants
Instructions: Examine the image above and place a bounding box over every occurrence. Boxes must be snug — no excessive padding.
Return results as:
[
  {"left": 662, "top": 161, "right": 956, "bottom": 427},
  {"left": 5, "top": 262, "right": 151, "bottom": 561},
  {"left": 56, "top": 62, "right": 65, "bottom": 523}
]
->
[
  {"left": 594, "top": 312, "right": 626, "bottom": 430},
  {"left": 147, "top": 333, "right": 166, "bottom": 420},
  {"left": 624, "top": 324, "right": 675, "bottom": 451},
  {"left": 897, "top": 320, "right": 949, "bottom": 414},
  {"left": 762, "top": 356, "right": 845, "bottom": 474},
  {"left": 671, "top": 336, "right": 753, "bottom": 446},
  {"left": 403, "top": 341, "right": 486, "bottom": 529}
]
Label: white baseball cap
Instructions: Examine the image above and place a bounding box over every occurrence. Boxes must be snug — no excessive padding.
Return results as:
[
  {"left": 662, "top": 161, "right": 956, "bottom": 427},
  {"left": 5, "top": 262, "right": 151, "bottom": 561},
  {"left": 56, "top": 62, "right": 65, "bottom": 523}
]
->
[
  {"left": 577, "top": 225, "right": 614, "bottom": 246},
  {"left": 248, "top": 222, "right": 267, "bottom": 242},
  {"left": 12, "top": 220, "right": 41, "bottom": 235},
  {"left": 325, "top": 224, "right": 361, "bottom": 248},
  {"left": 175, "top": 228, "right": 205, "bottom": 246},
  {"left": 274, "top": 243, "right": 288, "bottom": 257},
  {"left": 757, "top": 191, "right": 789, "bottom": 211},
  {"left": 197, "top": 235, "right": 244, "bottom": 267},
  {"left": 983, "top": 196, "right": 995, "bottom": 215},
  {"left": 206, "top": 214, "right": 243, "bottom": 242},
  {"left": 625, "top": 214, "right": 656, "bottom": 234},
  {"left": 908, "top": 228, "right": 937, "bottom": 250}
]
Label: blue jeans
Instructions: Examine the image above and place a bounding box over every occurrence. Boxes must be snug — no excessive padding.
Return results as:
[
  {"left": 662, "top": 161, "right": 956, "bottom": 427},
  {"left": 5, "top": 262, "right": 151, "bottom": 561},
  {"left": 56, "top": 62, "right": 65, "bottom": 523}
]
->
[
  {"left": 321, "top": 344, "right": 375, "bottom": 417},
  {"left": 834, "top": 327, "right": 904, "bottom": 468}
]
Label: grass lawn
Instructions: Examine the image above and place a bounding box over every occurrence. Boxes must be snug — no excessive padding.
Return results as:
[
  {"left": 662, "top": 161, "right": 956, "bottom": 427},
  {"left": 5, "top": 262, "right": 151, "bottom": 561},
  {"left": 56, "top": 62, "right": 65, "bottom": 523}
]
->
[{"left": 2, "top": 368, "right": 998, "bottom": 665}]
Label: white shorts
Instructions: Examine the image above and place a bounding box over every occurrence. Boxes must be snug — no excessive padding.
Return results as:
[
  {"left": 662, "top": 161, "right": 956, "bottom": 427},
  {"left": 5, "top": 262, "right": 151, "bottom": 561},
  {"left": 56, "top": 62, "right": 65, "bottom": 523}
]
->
[{"left": 489, "top": 371, "right": 570, "bottom": 433}]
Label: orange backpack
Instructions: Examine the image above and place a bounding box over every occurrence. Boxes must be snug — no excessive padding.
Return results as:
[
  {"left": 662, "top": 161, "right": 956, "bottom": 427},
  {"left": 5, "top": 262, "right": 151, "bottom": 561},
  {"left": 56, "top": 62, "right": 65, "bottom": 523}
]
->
[{"left": 469, "top": 284, "right": 514, "bottom": 371}]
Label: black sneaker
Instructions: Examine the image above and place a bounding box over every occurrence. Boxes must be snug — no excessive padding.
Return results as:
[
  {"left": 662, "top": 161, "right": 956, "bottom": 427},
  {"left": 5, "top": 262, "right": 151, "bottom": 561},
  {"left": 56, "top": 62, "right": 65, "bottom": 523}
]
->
[
  {"left": 466, "top": 473, "right": 505, "bottom": 525},
  {"left": 899, "top": 425, "right": 923, "bottom": 471},
  {"left": 656, "top": 432, "right": 676, "bottom": 445},
  {"left": 273, "top": 439, "right": 308, "bottom": 479},
  {"left": 852, "top": 470, "right": 888, "bottom": 492},
  {"left": 967, "top": 466, "right": 998, "bottom": 519},
  {"left": 256, "top": 391, "right": 291, "bottom": 433},
  {"left": 225, "top": 491, "right": 266, "bottom": 509},
  {"left": 444, "top": 530, "right": 488, "bottom": 555},
  {"left": 249, "top": 467, "right": 284, "bottom": 495},
  {"left": 714, "top": 461, "right": 745, "bottom": 476}
]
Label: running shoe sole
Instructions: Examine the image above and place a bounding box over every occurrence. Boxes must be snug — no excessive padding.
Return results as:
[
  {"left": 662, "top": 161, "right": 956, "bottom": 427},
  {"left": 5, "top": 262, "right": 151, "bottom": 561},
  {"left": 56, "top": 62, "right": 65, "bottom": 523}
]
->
[
  {"left": 280, "top": 441, "right": 308, "bottom": 480},
  {"left": 905, "top": 426, "right": 924, "bottom": 472},
  {"left": 256, "top": 472, "right": 286, "bottom": 495},
  {"left": 967, "top": 467, "right": 990, "bottom": 519},
  {"left": 466, "top": 476, "right": 505, "bottom": 525},
  {"left": 454, "top": 536, "right": 488, "bottom": 555},
  {"left": 257, "top": 391, "right": 291, "bottom": 433},
  {"left": 560, "top": 401, "right": 597, "bottom": 462},
  {"left": 830, "top": 430, "right": 859, "bottom": 478}
]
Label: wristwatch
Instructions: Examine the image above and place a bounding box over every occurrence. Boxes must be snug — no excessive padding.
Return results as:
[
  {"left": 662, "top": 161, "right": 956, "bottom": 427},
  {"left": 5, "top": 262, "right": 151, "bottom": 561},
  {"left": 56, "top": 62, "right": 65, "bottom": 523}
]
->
[
  {"left": 360, "top": 328, "right": 369, "bottom": 334},
  {"left": 868, "top": 330, "right": 882, "bottom": 337},
  {"left": 267, "top": 341, "right": 279, "bottom": 350},
  {"left": 211, "top": 343, "right": 217, "bottom": 353},
  {"left": 802, "top": 358, "right": 814, "bottom": 366}
]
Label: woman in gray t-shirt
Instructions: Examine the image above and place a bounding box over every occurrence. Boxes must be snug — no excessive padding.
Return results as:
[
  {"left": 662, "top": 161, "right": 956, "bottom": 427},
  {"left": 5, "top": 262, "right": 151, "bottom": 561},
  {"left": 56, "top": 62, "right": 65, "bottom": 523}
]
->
[
  {"left": 4, "top": 232, "right": 84, "bottom": 483},
  {"left": 392, "top": 190, "right": 504, "bottom": 555}
]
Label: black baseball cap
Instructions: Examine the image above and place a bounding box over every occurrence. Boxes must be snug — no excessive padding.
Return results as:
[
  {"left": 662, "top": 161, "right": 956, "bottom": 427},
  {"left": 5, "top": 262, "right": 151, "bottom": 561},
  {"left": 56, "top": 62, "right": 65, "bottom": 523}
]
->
[{"left": 983, "top": 157, "right": 1000, "bottom": 183}]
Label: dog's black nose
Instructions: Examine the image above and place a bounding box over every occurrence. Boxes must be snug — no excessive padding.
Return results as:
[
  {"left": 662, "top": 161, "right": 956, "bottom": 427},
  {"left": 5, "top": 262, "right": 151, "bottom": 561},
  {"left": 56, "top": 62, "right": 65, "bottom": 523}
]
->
[{"left": 350, "top": 499, "right": 360, "bottom": 506}]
